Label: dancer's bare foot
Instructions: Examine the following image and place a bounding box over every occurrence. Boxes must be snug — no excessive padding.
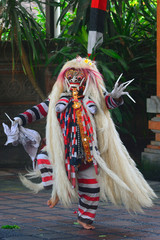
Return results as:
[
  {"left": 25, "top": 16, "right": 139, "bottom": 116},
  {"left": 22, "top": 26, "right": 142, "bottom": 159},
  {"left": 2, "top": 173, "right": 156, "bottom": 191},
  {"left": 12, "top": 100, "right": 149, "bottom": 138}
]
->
[
  {"left": 77, "top": 220, "right": 95, "bottom": 230},
  {"left": 47, "top": 195, "right": 59, "bottom": 208}
]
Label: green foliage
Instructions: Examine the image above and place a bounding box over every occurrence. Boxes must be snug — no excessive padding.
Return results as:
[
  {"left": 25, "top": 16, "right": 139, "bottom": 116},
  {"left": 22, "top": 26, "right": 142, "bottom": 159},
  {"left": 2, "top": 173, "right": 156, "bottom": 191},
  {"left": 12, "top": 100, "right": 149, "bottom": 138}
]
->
[
  {"left": 60, "top": 0, "right": 77, "bottom": 35},
  {"left": 107, "top": 0, "right": 156, "bottom": 97},
  {"left": 59, "top": 0, "right": 90, "bottom": 35},
  {"left": 47, "top": 0, "right": 156, "bottom": 138},
  {"left": 0, "top": 0, "right": 47, "bottom": 67},
  {"left": 34, "top": 7, "right": 46, "bottom": 39},
  {"left": 95, "top": 0, "right": 156, "bottom": 134},
  {"left": 1, "top": 225, "right": 20, "bottom": 229},
  {"left": 46, "top": 26, "right": 89, "bottom": 75},
  {"left": 33, "top": 1, "right": 77, "bottom": 38}
]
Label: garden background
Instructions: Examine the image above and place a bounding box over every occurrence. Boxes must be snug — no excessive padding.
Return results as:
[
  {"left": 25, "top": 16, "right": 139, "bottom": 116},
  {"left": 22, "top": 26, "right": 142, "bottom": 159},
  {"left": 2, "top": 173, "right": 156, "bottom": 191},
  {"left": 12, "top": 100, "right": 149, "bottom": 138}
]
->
[{"left": 0, "top": 0, "right": 157, "bottom": 177}]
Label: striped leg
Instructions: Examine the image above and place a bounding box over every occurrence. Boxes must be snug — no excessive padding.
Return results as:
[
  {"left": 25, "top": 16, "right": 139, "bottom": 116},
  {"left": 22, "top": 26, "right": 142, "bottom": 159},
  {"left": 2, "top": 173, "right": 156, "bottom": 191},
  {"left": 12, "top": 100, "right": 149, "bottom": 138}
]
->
[
  {"left": 77, "top": 165, "right": 100, "bottom": 224},
  {"left": 37, "top": 148, "right": 53, "bottom": 190}
]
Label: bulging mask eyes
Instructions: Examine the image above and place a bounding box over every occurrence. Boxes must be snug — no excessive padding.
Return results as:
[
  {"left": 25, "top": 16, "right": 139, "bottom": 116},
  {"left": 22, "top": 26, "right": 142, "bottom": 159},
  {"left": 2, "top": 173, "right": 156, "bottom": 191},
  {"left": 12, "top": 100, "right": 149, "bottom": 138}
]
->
[
  {"left": 68, "top": 75, "right": 72, "bottom": 80},
  {"left": 77, "top": 76, "right": 83, "bottom": 81}
]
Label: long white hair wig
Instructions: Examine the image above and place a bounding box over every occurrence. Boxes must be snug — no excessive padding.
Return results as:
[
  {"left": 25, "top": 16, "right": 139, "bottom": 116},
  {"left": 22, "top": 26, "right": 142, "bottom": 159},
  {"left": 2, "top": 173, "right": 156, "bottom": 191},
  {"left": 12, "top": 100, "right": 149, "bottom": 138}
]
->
[
  {"left": 46, "top": 57, "right": 156, "bottom": 210},
  {"left": 21, "top": 57, "right": 156, "bottom": 211}
]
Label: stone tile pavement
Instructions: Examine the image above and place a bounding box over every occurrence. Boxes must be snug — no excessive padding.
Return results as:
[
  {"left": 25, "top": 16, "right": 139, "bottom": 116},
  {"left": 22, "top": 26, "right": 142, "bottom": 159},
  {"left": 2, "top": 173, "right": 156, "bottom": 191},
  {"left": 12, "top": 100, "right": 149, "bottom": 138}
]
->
[{"left": 0, "top": 168, "right": 160, "bottom": 240}]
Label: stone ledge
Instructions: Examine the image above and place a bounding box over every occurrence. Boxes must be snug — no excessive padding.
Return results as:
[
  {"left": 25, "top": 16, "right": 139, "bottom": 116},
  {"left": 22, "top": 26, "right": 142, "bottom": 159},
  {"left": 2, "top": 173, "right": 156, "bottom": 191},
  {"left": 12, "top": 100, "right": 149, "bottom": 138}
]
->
[
  {"left": 144, "top": 147, "right": 160, "bottom": 154},
  {"left": 147, "top": 96, "right": 160, "bottom": 113},
  {"left": 151, "top": 140, "right": 160, "bottom": 146}
]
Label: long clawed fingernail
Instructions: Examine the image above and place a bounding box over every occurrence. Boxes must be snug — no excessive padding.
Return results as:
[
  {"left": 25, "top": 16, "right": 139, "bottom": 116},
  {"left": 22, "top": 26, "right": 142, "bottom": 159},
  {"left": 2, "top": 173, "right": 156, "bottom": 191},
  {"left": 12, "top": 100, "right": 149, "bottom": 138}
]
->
[
  {"left": 126, "top": 93, "right": 136, "bottom": 103},
  {"left": 114, "top": 73, "right": 123, "bottom": 86},
  {"left": 123, "top": 79, "right": 134, "bottom": 88}
]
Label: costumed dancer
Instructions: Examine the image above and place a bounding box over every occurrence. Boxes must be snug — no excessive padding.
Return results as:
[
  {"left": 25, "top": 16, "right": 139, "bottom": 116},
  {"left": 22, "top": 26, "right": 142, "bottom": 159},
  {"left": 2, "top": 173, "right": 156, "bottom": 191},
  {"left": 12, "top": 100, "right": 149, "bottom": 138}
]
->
[{"left": 3, "top": 57, "right": 156, "bottom": 230}]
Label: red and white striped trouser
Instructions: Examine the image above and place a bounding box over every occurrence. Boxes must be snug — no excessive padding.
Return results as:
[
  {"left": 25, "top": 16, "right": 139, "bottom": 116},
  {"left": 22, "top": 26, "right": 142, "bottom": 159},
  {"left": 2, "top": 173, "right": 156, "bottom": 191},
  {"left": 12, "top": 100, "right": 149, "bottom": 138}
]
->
[
  {"left": 37, "top": 150, "right": 100, "bottom": 224},
  {"left": 77, "top": 165, "right": 100, "bottom": 224},
  {"left": 37, "top": 149, "right": 53, "bottom": 190}
]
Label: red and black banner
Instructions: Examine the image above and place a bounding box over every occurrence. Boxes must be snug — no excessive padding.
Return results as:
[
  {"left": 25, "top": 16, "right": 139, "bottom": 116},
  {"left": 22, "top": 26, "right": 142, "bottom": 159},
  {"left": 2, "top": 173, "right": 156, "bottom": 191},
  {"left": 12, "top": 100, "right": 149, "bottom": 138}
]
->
[{"left": 88, "top": 0, "right": 108, "bottom": 57}]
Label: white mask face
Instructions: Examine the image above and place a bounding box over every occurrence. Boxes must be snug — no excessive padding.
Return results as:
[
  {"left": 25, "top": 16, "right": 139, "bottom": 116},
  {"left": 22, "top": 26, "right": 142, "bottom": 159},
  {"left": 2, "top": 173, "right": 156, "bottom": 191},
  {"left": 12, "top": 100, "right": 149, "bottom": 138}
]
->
[{"left": 64, "top": 68, "right": 86, "bottom": 91}]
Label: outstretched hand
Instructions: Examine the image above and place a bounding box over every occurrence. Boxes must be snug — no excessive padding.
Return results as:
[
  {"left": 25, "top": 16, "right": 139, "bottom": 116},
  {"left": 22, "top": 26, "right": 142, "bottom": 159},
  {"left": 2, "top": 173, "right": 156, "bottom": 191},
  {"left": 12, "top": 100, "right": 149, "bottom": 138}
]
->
[
  {"left": 4, "top": 113, "right": 23, "bottom": 126},
  {"left": 111, "top": 73, "right": 135, "bottom": 103},
  {"left": 13, "top": 117, "right": 23, "bottom": 126}
]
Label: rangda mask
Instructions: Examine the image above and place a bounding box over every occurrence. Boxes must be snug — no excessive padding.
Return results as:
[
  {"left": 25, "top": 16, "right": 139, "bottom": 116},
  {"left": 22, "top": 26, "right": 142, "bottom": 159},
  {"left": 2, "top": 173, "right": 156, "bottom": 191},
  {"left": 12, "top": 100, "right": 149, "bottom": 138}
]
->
[{"left": 64, "top": 68, "right": 87, "bottom": 92}]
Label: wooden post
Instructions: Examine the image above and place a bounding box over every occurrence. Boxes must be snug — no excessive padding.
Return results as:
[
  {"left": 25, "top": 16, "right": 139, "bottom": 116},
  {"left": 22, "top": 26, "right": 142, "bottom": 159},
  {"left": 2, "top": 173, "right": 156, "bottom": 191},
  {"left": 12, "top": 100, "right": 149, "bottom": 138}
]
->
[
  {"left": 46, "top": 2, "right": 55, "bottom": 38},
  {"left": 46, "top": 0, "right": 60, "bottom": 38}
]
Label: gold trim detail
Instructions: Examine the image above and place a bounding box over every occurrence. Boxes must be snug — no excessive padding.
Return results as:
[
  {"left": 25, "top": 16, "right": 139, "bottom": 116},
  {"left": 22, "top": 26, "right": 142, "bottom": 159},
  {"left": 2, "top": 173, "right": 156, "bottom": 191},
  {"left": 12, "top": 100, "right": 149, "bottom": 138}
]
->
[{"left": 72, "top": 88, "right": 92, "bottom": 163}]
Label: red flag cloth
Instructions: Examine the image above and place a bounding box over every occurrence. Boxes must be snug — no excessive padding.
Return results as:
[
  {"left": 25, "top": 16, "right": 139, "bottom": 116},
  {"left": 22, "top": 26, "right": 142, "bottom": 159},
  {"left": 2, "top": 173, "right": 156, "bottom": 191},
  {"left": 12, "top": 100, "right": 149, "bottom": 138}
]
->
[
  {"left": 91, "top": 0, "right": 108, "bottom": 11},
  {"left": 87, "top": 0, "right": 108, "bottom": 57}
]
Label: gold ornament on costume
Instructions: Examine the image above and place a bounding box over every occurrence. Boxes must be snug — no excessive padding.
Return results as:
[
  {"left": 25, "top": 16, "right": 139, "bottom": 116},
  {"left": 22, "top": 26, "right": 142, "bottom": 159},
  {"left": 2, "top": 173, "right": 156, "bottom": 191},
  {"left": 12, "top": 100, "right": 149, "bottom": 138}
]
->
[
  {"left": 72, "top": 88, "right": 92, "bottom": 163},
  {"left": 72, "top": 88, "right": 82, "bottom": 109}
]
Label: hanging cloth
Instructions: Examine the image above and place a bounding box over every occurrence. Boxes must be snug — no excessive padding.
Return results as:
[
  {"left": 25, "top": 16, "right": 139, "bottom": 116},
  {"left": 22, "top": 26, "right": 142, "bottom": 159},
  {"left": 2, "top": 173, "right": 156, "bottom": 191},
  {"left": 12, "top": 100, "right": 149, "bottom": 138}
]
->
[{"left": 87, "top": 0, "right": 108, "bottom": 57}]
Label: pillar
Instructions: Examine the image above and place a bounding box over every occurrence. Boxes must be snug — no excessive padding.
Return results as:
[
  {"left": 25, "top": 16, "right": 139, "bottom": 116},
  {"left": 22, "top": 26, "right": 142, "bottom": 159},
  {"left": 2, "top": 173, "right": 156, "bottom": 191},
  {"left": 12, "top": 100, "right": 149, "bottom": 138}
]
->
[
  {"left": 46, "top": 0, "right": 60, "bottom": 38},
  {"left": 141, "top": 0, "right": 160, "bottom": 180}
]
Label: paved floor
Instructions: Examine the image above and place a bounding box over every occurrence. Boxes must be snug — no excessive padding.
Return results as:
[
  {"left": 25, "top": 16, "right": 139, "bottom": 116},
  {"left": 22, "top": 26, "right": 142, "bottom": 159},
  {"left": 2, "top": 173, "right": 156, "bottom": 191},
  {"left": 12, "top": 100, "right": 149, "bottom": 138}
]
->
[{"left": 0, "top": 168, "right": 160, "bottom": 240}]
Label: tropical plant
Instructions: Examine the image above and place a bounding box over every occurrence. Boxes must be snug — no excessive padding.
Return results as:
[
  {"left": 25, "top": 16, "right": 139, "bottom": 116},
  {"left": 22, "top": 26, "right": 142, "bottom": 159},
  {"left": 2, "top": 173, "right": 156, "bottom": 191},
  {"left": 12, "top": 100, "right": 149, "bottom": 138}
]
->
[
  {"left": 0, "top": 0, "right": 51, "bottom": 99},
  {"left": 60, "top": 1, "right": 77, "bottom": 35},
  {"left": 47, "top": 0, "right": 156, "bottom": 139},
  {"left": 96, "top": 0, "right": 156, "bottom": 138},
  {"left": 34, "top": 6, "right": 46, "bottom": 39},
  {"left": 58, "top": 0, "right": 90, "bottom": 35},
  {"left": 46, "top": 25, "right": 88, "bottom": 73}
]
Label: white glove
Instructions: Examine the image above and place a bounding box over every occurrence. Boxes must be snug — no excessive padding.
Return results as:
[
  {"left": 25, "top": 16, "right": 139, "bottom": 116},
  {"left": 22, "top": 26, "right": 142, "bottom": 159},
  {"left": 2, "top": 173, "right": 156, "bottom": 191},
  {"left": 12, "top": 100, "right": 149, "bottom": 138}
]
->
[
  {"left": 13, "top": 117, "right": 23, "bottom": 126},
  {"left": 3, "top": 113, "right": 41, "bottom": 164},
  {"left": 2, "top": 122, "right": 19, "bottom": 146},
  {"left": 3, "top": 121, "right": 41, "bottom": 163},
  {"left": 111, "top": 73, "right": 136, "bottom": 103}
]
